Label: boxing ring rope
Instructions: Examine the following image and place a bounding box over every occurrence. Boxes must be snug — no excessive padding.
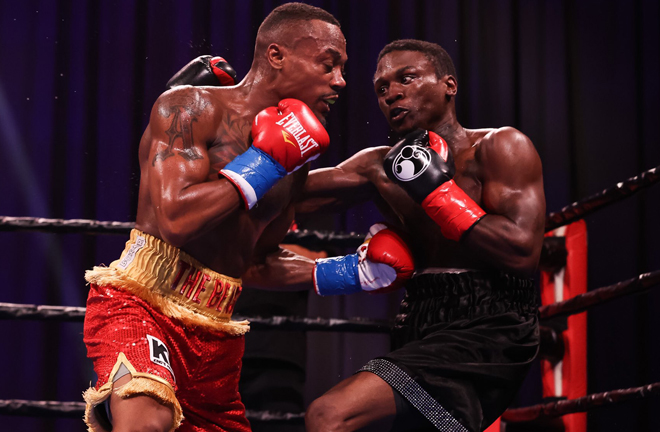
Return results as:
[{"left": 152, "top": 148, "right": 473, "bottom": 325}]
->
[
  {"left": 0, "top": 400, "right": 304, "bottom": 423},
  {"left": 1, "top": 164, "right": 660, "bottom": 427},
  {"left": 0, "top": 302, "right": 390, "bottom": 333},
  {"left": 0, "top": 216, "right": 366, "bottom": 248},
  {"left": 539, "top": 269, "right": 660, "bottom": 320},
  {"left": 3, "top": 267, "right": 659, "bottom": 326},
  {"left": 0, "top": 400, "right": 85, "bottom": 418},
  {"left": 544, "top": 164, "right": 659, "bottom": 232},
  {"left": 501, "top": 382, "right": 660, "bottom": 422},
  {"left": 1, "top": 164, "right": 657, "bottom": 240},
  {"left": 5, "top": 380, "right": 660, "bottom": 423}
]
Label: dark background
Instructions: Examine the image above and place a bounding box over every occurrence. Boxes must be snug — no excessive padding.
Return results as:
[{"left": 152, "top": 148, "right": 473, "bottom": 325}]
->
[{"left": 1, "top": 0, "right": 660, "bottom": 431}]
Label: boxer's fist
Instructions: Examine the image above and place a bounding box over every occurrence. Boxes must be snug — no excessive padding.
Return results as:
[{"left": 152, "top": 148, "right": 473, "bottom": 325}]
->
[
  {"left": 384, "top": 129, "right": 485, "bottom": 241},
  {"left": 358, "top": 223, "right": 415, "bottom": 293},
  {"left": 314, "top": 223, "right": 415, "bottom": 296},
  {"left": 251, "top": 98, "right": 330, "bottom": 172},
  {"left": 166, "top": 55, "right": 237, "bottom": 89},
  {"left": 383, "top": 129, "right": 454, "bottom": 203},
  {"left": 220, "top": 99, "right": 330, "bottom": 209}
]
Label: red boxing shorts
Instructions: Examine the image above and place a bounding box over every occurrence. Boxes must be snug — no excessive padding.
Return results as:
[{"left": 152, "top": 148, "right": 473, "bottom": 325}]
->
[{"left": 83, "top": 230, "right": 251, "bottom": 432}]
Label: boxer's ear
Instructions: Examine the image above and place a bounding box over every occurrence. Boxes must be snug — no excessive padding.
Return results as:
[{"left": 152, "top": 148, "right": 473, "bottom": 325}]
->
[
  {"left": 266, "top": 43, "right": 285, "bottom": 70},
  {"left": 443, "top": 75, "right": 457, "bottom": 98}
]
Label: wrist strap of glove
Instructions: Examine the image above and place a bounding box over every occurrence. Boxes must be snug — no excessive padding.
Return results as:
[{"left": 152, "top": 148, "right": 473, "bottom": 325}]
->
[
  {"left": 314, "top": 254, "right": 361, "bottom": 296},
  {"left": 220, "top": 146, "right": 287, "bottom": 210},
  {"left": 421, "top": 179, "right": 486, "bottom": 241},
  {"left": 210, "top": 57, "right": 236, "bottom": 86}
]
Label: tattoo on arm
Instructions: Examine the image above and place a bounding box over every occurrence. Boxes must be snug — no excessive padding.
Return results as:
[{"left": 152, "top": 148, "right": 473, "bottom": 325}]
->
[
  {"left": 153, "top": 104, "right": 204, "bottom": 166},
  {"left": 206, "top": 112, "right": 252, "bottom": 172}
]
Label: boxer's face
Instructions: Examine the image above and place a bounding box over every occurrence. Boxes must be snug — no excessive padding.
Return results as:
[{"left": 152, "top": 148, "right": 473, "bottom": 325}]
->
[
  {"left": 374, "top": 50, "right": 451, "bottom": 135},
  {"left": 278, "top": 20, "right": 347, "bottom": 124}
]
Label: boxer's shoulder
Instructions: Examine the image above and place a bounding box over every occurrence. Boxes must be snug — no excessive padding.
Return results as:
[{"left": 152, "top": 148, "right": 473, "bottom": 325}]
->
[
  {"left": 154, "top": 85, "right": 237, "bottom": 120},
  {"left": 471, "top": 127, "right": 533, "bottom": 163},
  {"left": 471, "top": 127, "right": 540, "bottom": 184}
]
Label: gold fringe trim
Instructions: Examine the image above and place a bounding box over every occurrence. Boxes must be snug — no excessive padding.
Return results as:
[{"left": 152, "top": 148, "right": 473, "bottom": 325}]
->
[
  {"left": 86, "top": 266, "right": 249, "bottom": 336},
  {"left": 82, "top": 384, "right": 111, "bottom": 432},
  {"left": 83, "top": 353, "right": 183, "bottom": 432}
]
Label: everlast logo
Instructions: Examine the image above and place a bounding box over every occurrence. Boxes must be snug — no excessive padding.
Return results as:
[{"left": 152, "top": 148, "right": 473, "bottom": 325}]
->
[{"left": 276, "top": 112, "right": 319, "bottom": 156}]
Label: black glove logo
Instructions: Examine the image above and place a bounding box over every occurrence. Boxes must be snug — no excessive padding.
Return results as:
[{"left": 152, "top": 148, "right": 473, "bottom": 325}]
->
[{"left": 391, "top": 144, "right": 431, "bottom": 182}]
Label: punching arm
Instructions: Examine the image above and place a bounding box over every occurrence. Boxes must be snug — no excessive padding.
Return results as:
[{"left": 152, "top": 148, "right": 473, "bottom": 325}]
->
[
  {"left": 242, "top": 246, "right": 317, "bottom": 291},
  {"left": 242, "top": 204, "right": 318, "bottom": 291},
  {"left": 296, "top": 147, "right": 384, "bottom": 214},
  {"left": 313, "top": 223, "right": 414, "bottom": 296}
]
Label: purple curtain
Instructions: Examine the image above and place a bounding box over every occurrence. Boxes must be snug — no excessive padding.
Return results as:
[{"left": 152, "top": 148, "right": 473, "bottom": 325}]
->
[{"left": 1, "top": 1, "right": 659, "bottom": 431}]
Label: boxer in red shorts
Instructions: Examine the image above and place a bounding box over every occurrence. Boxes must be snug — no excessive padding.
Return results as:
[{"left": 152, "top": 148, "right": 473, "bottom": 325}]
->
[
  {"left": 82, "top": 3, "right": 350, "bottom": 431},
  {"left": 84, "top": 5, "right": 419, "bottom": 430},
  {"left": 84, "top": 230, "right": 249, "bottom": 431}
]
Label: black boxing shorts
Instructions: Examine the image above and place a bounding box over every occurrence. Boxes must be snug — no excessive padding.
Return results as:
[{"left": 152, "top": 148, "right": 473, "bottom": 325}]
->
[{"left": 359, "top": 271, "right": 540, "bottom": 432}]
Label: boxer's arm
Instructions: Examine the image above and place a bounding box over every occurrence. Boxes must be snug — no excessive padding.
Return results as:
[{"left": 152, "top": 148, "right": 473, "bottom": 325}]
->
[
  {"left": 295, "top": 146, "right": 385, "bottom": 214},
  {"left": 242, "top": 202, "right": 317, "bottom": 291},
  {"left": 242, "top": 246, "right": 316, "bottom": 291},
  {"left": 243, "top": 219, "right": 416, "bottom": 295},
  {"left": 462, "top": 127, "right": 546, "bottom": 276},
  {"left": 145, "top": 88, "right": 243, "bottom": 246}
]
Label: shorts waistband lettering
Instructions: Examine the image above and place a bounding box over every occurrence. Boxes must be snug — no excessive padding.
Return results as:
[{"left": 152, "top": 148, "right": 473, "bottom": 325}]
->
[{"left": 85, "top": 229, "right": 248, "bottom": 335}]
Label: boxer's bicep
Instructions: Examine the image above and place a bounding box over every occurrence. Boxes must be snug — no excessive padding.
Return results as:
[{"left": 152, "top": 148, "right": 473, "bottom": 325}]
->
[
  {"left": 147, "top": 98, "right": 212, "bottom": 217},
  {"left": 480, "top": 128, "right": 545, "bottom": 233},
  {"left": 464, "top": 128, "right": 545, "bottom": 274},
  {"left": 143, "top": 91, "right": 242, "bottom": 246}
]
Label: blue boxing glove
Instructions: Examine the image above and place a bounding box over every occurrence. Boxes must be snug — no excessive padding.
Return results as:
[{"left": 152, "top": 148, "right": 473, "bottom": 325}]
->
[{"left": 314, "top": 224, "right": 415, "bottom": 296}]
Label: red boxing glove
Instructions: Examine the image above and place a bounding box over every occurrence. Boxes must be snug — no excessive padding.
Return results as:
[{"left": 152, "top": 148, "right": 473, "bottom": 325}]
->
[
  {"left": 360, "top": 224, "right": 415, "bottom": 293},
  {"left": 220, "top": 99, "right": 330, "bottom": 209},
  {"left": 313, "top": 223, "right": 415, "bottom": 296},
  {"left": 252, "top": 98, "right": 330, "bottom": 173}
]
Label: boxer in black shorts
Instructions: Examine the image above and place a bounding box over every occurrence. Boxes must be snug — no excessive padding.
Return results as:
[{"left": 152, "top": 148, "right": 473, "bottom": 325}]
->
[{"left": 299, "top": 39, "right": 545, "bottom": 431}]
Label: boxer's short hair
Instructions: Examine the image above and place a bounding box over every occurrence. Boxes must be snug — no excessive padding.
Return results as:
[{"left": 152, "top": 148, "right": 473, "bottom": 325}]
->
[
  {"left": 259, "top": 2, "right": 340, "bottom": 36},
  {"left": 378, "top": 39, "right": 456, "bottom": 79}
]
